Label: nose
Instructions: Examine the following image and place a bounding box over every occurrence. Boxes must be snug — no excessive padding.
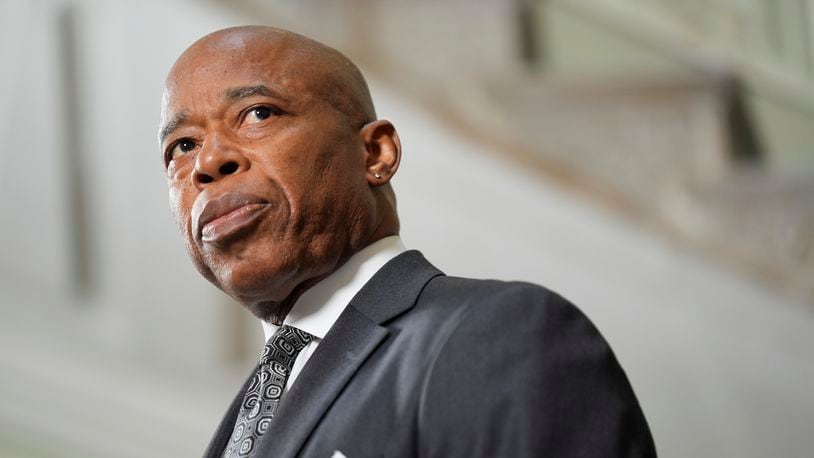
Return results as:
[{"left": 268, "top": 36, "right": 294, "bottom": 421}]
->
[{"left": 192, "top": 138, "right": 250, "bottom": 189}]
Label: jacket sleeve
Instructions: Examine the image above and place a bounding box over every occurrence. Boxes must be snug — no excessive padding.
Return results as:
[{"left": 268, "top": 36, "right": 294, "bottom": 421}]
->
[{"left": 417, "top": 283, "right": 656, "bottom": 457}]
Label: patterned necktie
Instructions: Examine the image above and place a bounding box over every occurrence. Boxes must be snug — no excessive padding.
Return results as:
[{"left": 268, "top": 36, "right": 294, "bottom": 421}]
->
[{"left": 222, "top": 325, "right": 314, "bottom": 458}]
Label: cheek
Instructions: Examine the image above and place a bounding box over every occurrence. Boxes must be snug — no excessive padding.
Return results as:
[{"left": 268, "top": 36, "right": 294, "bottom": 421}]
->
[
  {"left": 168, "top": 182, "right": 218, "bottom": 283},
  {"left": 168, "top": 183, "right": 194, "bottom": 238}
]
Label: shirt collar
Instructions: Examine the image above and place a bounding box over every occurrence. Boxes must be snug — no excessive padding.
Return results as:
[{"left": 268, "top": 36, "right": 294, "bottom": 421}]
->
[{"left": 262, "top": 235, "right": 406, "bottom": 342}]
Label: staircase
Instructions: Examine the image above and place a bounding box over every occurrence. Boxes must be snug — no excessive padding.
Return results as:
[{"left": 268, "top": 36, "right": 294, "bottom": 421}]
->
[{"left": 226, "top": 0, "right": 814, "bottom": 304}]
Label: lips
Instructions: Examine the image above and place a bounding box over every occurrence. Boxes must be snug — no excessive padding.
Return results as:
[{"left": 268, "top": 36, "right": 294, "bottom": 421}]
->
[{"left": 193, "top": 192, "right": 271, "bottom": 245}]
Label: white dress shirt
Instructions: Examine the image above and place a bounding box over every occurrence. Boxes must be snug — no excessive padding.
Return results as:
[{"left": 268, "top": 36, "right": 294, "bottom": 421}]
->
[{"left": 260, "top": 235, "right": 406, "bottom": 393}]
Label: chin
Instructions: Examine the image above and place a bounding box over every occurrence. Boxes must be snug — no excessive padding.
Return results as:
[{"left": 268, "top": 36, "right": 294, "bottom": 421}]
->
[{"left": 213, "top": 257, "right": 300, "bottom": 306}]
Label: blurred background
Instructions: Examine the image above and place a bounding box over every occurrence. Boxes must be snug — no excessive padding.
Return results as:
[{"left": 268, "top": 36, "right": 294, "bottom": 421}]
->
[{"left": 1, "top": 0, "right": 813, "bottom": 456}]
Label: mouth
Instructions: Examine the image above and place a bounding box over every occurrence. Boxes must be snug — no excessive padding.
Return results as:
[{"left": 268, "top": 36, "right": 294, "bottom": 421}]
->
[{"left": 194, "top": 192, "right": 271, "bottom": 246}]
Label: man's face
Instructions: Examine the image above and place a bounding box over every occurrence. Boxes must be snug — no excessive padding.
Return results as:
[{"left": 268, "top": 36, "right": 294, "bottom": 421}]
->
[{"left": 160, "top": 35, "right": 376, "bottom": 317}]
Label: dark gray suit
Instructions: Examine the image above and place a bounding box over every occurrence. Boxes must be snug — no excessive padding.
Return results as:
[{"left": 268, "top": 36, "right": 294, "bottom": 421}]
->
[{"left": 205, "top": 251, "right": 656, "bottom": 457}]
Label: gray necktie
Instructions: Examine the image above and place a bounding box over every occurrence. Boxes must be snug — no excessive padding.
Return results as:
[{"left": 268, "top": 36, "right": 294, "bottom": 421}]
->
[{"left": 222, "top": 325, "right": 314, "bottom": 457}]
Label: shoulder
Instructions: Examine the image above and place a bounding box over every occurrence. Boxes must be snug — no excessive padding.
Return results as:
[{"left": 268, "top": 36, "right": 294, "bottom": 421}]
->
[
  {"left": 418, "top": 275, "right": 594, "bottom": 338},
  {"left": 420, "top": 276, "right": 619, "bottom": 394},
  {"left": 414, "top": 276, "right": 656, "bottom": 456}
]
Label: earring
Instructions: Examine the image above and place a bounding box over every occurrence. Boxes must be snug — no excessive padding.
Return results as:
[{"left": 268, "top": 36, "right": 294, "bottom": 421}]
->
[{"left": 374, "top": 173, "right": 382, "bottom": 179}]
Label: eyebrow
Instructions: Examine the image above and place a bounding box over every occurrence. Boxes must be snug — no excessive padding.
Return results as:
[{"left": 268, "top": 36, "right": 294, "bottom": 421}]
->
[
  {"left": 159, "top": 110, "right": 189, "bottom": 144},
  {"left": 159, "top": 85, "right": 289, "bottom": 143},
  {"left": 225, "top": 85, "right": 289, "bottom": 103}
]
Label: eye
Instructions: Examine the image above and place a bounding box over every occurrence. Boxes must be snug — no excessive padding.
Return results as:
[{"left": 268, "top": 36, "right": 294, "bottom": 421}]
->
[
  {"left": 244, "top": 105, "right": 280, "bottom": 125},
  {"left": 167, "top": 138, "right": 198, "bottom": 162}
]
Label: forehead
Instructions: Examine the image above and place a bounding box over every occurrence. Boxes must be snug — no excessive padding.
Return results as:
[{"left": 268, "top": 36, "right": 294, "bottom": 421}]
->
[{"left": 163, "top": 37, "right": 319, "bottom": 113}]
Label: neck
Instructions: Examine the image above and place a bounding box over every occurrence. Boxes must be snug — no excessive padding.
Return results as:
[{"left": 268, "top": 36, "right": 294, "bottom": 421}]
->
[{"left": 261, "top": 235, "right": 406, "bottom": 338}]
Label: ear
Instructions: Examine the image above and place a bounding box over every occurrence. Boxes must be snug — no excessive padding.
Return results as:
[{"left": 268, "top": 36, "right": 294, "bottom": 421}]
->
[{"left": 360, "top": 120, "right": 401, "bottom": 186}]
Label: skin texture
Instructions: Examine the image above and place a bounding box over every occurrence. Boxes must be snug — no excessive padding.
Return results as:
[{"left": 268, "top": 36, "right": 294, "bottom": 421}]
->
[{"left": 160, "top": 26, "right": 401, "bottom": 324}]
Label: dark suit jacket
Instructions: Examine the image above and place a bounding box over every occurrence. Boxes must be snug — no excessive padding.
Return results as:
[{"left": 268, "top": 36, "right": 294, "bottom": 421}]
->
[{"left": 205, "top": 251, "right": 656, "bottom": 457}]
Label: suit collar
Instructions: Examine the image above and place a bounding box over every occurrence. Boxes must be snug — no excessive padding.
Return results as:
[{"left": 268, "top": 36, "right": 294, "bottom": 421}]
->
[
  {"left": 255, "top": 250, "right": 443, "bottom": 457},
  {"left": 348, "top": 250, "right": 444, "bottom": 324}
]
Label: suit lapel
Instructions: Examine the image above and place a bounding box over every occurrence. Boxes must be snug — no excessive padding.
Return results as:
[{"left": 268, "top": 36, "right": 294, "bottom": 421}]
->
[
  {"left": 202, "top": 362, "right": 260, "bottom": 457},
  {"left": 254, "top": 250, "right": 443, "bottom": 457},
  {"left": 255, "top": 307, "right": 388, "bottom": 457}
]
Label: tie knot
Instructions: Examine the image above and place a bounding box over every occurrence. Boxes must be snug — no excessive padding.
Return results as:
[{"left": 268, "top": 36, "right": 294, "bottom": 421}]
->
[{"left": 260, "top": 325, "right": 314, "bottom": 365}]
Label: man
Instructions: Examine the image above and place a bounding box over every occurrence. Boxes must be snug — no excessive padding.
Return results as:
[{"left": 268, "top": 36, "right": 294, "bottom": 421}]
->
[{"left": 160, "top": 26, "right": 656, "bottom": 457}]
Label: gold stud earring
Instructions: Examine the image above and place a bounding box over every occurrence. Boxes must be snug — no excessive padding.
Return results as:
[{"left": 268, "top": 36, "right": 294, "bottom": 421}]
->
[{"left": 374, "top": 173, "right": 382, "bottom": 179}]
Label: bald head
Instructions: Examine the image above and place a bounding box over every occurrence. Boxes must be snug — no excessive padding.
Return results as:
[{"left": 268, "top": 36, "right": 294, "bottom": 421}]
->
[
  {"left": 160, "top": 26, "right": 400, "bottom": 322},
  {"left": 166, "top": 26, "right": 376, "bottom": 131}
]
